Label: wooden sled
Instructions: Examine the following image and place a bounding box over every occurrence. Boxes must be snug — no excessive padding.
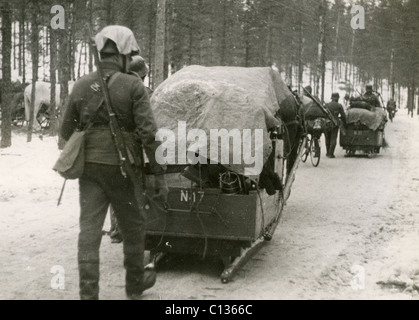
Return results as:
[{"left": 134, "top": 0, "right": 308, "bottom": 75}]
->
[{"left": 144, "top": 137, "right": 307, "bottom": 283}]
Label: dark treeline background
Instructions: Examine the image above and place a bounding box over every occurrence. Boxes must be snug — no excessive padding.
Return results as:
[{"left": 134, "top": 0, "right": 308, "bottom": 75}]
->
[{"left": 0, "top": 0, "right": 418, "bottom": 146}]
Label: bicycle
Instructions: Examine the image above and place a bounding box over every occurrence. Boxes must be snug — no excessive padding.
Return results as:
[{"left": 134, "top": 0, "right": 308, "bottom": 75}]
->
[{"left": 301, "top": 118, "right": 323, "bottom": 167}]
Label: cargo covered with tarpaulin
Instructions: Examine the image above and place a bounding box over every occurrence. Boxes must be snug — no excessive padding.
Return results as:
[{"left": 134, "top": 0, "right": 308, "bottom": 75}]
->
[
  {"left": 150, "top": 65, "right": 295, "bottom": 180},
  {"left": 144, "top": 66, "right": 305, "bottom": 282},
  {"left": 340, "top": 107, "right": 387, "bottom": 157},
  {"left": 301, "top": 96, "right": 326, "bottom": 120},
  {"left": 300, "top": 95, "right": 333, "bottom": 134},
  {"left": 346, "top": 108, "right": 387, "bottom": 131}
]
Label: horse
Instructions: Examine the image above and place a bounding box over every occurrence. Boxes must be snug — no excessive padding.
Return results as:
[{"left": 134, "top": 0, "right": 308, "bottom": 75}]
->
[
  {"left": 24, "top": 81, "right": 74, "bottom": 128},
  {"left": 10, "top": 92, "right": 25, "bottom": 126},
  {"left": 0, "top": 79, "right": 27, "bottom": 113}
]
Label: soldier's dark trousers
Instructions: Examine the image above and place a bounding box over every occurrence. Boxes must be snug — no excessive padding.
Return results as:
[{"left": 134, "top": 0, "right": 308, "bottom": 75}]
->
[
  {"left": 78, "top": 163, "right": 145, "bottom": 300},
  {"left": 109, "top": 206, "right": 122, "bottom": 241},
  {"left": 325, "top": 127, "right": 339, "bottom": 156}
]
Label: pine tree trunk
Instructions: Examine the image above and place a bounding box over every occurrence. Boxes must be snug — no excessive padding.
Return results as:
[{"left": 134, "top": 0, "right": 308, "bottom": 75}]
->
[
  {"left": 106, "top": 0, "right": 113, "bottom": 24},
  {"left": 43, "top": 27, "right": 49, "bottom": 80},
  {"left": 188, "top": 2, "right": 194, "bottom": 65},
  {"left": 309, "top": 64, "right": 314, "bottom": 89},
  {"left": 88, "top": 0, "right": 93, "bottom": 72},
  {"left": 220, "top": 0, "right": 228, "bottom": 65},
  {"left": 57, "top": 3, "right": 71, "bottom": 149},
  {"left": 398, "top": 83, "right": 401, "bottom": 109},
  {"left": 417, "top": 88, "right": 419, "bottom": 116},
  {"left": 350, "top": 30, "right": 355, "bottom": 95},
  {"left": 84, "top": 42, "right": 88, "bottom": 76},
  {"left": 164, "top": 2, "right": 170, "bottom": 79},
  {"left": 243, "top": 1, "right": 251, "bottom": 67},
  {"left": 297, "top": 12, "right": 304, "bottom": 94},
  {"left": 148, "top": 0, "right": 155, "bottom": 84},
  {"left": 407, "top": 86, "right": 412, "bottom": 117},
  {"left": 411, "top": 79, "right": 416, "bottom": 118},
  {"left": 49, "top": 26, "right": 58, "bottom": 136},
  {"left": 380, "top": 79, "right": 383, "bottom": 96},
  {"left": 18, "top": 7, "right": 22, "bottom": 77},
  {"left": 13, "top": 16, "right": 17, "bottom": 71},
  {"left": 77, "top": 42, "right": 83, "bottom": 79},
  {"left": 21, "top": 2, "right": 26, "bottom": 85},
  {"left": 265, "top": 9, "right": 274, "bottom": 67},
  {"left": 318, "top": 0, "right": 326, "bottom": 102},
  {"left": 332, "top": 6, "right": 341, "bottom": 93},
  {"left": 196, "top": 0, "right": 203, "bottom": 65},
  {"left": 27, "top": 2, "right": 40, "bottom": 143},
  {"left": 69, "top": 0, "right": 76, "bottom": 81},
  {"left": 153, "top": 0, "right": 166, "bottom": 88},
  {"left": 390, "top": 48, "right": 395, "bottom": 99},
  {"left": 1, "top": 2, "right": 13, "bottom": 148},
  {"left": 288, "top": 64, "right": 293, "bottom": 88},
  {"left": 208, "top": 3, "right": 215, "bottom": 66}
]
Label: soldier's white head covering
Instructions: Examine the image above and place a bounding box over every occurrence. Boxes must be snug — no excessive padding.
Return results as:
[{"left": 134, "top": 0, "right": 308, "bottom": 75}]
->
[{"left": 95, "top": 25, "right": 140, "bottom": 56}]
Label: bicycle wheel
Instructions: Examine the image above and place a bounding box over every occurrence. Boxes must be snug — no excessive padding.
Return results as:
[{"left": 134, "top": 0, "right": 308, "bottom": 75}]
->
[
  {"left": 310, "top": 138, "right": 321, "bottom": 167},
  {"left": 301, "top": 136, "right": 310, "bottom": 163}
]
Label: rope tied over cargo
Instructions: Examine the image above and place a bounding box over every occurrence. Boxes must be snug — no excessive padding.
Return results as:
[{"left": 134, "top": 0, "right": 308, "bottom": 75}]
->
[
  {"left": 256, "top": 187, "right": 266, "bottom": 238},
  {"left": 146, "top": 194, "right": 170, "bottom": 255},
  {"left": 192, "top": 164, "right": 209, "bottom": 259}
]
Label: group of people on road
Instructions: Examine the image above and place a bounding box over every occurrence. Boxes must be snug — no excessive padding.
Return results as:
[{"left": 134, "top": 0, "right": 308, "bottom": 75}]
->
[
  {"left": 301, "top": 86, "right": 346, "bottom": 159},
  {"left": 301, "top": 83, "right": 395, "bottom": 159},
  {"left": 60, "top": 23, "right": 400, "bottom": 301}
]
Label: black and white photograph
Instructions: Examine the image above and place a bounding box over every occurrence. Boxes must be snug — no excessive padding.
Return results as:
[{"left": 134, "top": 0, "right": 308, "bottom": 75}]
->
[{"left": 0, "top": 0, "right": 418, "bottom": 302}]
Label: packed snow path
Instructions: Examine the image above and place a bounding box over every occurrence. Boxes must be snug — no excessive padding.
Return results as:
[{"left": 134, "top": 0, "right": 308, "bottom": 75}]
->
[{"left": 0, "top": 115, "right": 418, "bottom": 300}]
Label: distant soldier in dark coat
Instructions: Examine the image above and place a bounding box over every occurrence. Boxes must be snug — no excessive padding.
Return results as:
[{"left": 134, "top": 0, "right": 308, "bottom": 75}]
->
[
  {"left": 362, "top": 85, "right": 381, "bottom": 109},
  {"left": 304, "top": 85, "right": 313, "bottom": 97},
  {"left": 301, "top": 85, "right": 326, "bottom": 120},
  {"left": 129, "top": 55, "right": 148, "bottom": 80},
  {"left": 325, "top": 93, "right": 347, "bottom": 158},
  {"left": 344, "top": 93, "right": 350, "bottom": 107},
  {"left": 386, "top": 99, "right": 397, "bottom": 121},
  {"left": 129, "top": 55, "right": 153, "bottom": 96},
  {"left": 303, "top": 85, "right": 321, "bottom": 103}
]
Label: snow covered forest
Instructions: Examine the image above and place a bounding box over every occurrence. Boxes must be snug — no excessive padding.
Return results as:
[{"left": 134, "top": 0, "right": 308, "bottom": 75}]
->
[{"left": 0, "top": 0, "right": 418, "bottom": 148}]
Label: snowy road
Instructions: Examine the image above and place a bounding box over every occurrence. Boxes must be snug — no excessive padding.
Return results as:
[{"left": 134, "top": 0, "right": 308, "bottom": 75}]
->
[{"left": 0, "top": 115, "right": 418, "bottom": 300}]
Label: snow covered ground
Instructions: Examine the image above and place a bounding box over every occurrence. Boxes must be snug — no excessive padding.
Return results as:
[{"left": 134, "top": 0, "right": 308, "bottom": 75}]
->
[{"left": 0, "top": 113, "right": 418, "bottom": 300}]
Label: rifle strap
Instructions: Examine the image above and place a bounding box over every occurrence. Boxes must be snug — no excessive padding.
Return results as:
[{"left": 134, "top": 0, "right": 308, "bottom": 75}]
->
[
  {"left": 99, "top": 72, "right": 139, "bottom": 183},
  {"left": 82, "top": 71, "right": 121, "bottom": 131}
]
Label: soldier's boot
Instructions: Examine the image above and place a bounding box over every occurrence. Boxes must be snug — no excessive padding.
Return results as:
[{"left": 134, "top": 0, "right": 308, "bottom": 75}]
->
[
  {"left": 124, "top": 248, "right": 156, "bottom": 299},
  {"left": 79, "top": 261, "right": 100, "bottom": 300},
  {"left": 110, "top": 229, "right": 123, "bottom": 243},
  {"left": 126, "top": 268, "right": 157, "bottom": 300},
  {"left": 329, "top": 145, "right": 336, "bottom": 158}
]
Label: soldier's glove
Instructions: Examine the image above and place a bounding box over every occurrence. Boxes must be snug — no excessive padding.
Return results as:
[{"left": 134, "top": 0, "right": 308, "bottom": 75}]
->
[{"left": 152, "top": 173, "right": 169, "bottom": 204}]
